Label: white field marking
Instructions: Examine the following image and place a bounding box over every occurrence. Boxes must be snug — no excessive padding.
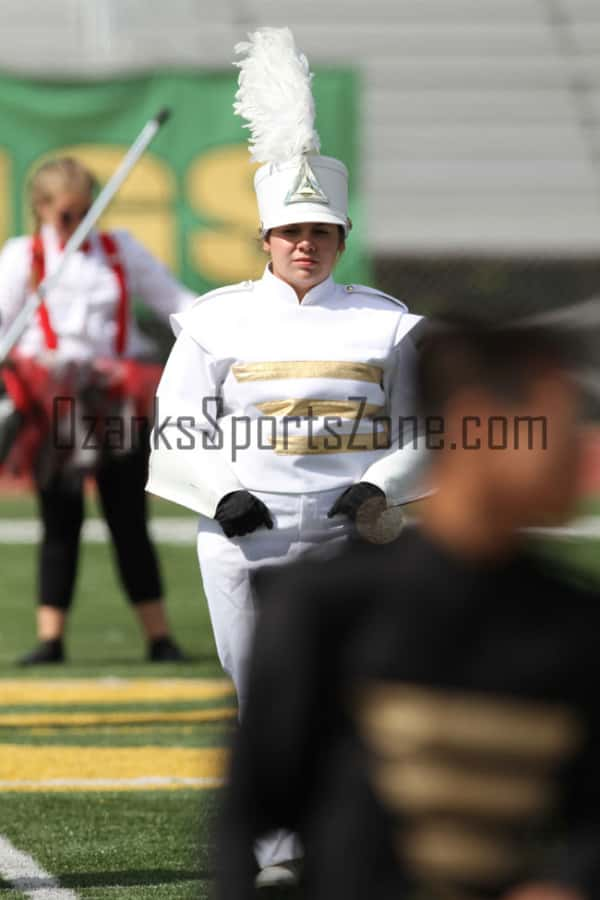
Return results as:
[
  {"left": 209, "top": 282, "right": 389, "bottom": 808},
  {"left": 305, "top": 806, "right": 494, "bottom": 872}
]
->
[
  {"left": 0, "top": 515, "right": 600, "bottom": 543},
  {"left": 0, "top": 776, "right": 225, "bottom": 791},
  {"left": 0, "top": 517, "right": 197, "bottom": 544},
  {"left": 0, "top": 834, "right": 79, "bottom": 899},
  {"left": 404, "top": 515, "right": 600, "bottom": 540},
  {"left": 523, "top": 517, "right": 600, "bottom": 539}
]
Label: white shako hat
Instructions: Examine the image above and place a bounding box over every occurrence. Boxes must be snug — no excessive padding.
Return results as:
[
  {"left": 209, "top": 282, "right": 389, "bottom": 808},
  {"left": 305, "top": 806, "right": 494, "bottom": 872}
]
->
[{"left": 233, "top": 27, "right": 351, "bottom": 237}]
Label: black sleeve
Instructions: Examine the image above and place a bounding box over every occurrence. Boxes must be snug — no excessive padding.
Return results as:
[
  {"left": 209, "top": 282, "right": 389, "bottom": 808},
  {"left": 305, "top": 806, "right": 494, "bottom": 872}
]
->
[
  {"left": 533, "top": 579, "right": 600, "bottom": 896},
  {"left": 532, "top": 709, "right": 600, "bottom": 895},
  {"left": 215, "top": 559, "right": 340, "bottom": 900}
]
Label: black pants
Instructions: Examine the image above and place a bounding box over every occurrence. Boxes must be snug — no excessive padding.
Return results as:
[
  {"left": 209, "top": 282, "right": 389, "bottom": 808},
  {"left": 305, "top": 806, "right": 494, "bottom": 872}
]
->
[{"left": 36, "top": 441, "right": 163, "bottom": 609}]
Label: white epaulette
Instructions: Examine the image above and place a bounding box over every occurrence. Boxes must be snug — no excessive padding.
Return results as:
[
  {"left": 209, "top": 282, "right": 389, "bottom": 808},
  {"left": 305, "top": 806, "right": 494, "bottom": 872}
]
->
[
  {"left": 170, "top": 280, "right": 255, "bottom": 339},
  {"left": 190, "top": 280, "right": 255, "bottom": 309},
  {"left": 342, "top": 284, "right": 408, "bottom": 311}
]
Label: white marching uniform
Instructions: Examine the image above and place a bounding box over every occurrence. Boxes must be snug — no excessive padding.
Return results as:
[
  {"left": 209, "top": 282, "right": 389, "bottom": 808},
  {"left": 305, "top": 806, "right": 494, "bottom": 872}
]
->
[
  {"left": 148, "top": 265, "right": 427, "bottom": 686},
  {"left": 0, "top": 223, "right": 195, "bottom": 360},
  {"left": 147, "top": 25, "right": 431, "bottom": 875},
  {"left": 148, "top": 266, "right": 427, "bottom": 511},
  {"left": 147, "top": 266, "right": 427, "bottom": 867}
]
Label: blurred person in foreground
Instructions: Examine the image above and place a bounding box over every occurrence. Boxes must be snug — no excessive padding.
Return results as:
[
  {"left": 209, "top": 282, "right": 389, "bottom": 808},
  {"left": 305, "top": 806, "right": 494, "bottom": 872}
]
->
[
  {"left": 217, "top": 317, "right": 599, "bottom": 900},
  {"left": 0, "top": 156, "right": 195, "bottom": 664}
]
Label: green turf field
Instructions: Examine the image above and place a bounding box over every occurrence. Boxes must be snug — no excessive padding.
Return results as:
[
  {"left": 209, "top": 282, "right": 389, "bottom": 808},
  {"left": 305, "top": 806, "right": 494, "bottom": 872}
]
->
[
  {"left": 0, "top": 542, "right": 217, "bottom": 675},
  {"left": 0, "top": 791, "right": 220, "bottom": 899},
  {"left": 0, "top": 492, "right": 197, "bottom": 520},
  {"left": 0, "top": 491, "right": 227, "bottom": 898},
  {"left": 0, "top": 490, "right": 599, "bottom": 899}
]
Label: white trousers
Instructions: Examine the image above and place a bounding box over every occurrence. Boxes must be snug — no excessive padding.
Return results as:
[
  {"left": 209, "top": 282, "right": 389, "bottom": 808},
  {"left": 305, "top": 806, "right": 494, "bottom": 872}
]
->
[{"left": 196, "top": 488, "right": 352, "bottom": 868}]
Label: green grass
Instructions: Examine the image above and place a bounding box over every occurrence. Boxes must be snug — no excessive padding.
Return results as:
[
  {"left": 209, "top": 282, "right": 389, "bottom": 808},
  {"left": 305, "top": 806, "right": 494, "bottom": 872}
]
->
[
  {"left": 0, "top": 791, "right": 218, "bottom": 899},
  {"left": 0, "top": 489, "right": 598, "bottom": 900},
  {"left": 577, "top": 495, "right": 600, "bottom": 516},
  {"left": 0, "top": 493, "right": 38, "bottom": 518},
  {"left": 0, "top": 487, "right": 196, "bottom": 519},
  {"left": 0, "top": 700, "right": 233, "bottom": 714},
  {"left": 0, "top": 486, "right": 212, "bottom": 674},
  {"left": 0, "top": 491, "right": 231, "bottom": 899},
  {"left": 0, "top": 542, "right": 220, "bottom": 676},
  {"left": 1, "top": 725, "right": 232, "bottom": 748},
  {"left": 529, "top": 533, "right": 600, "bottom": 588}
]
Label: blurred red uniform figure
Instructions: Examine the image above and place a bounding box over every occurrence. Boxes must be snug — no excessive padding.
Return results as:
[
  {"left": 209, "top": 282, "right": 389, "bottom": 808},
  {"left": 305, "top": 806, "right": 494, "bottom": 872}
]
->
[{"left": 0, "top": 157, "right": 195, "bottom": 664}]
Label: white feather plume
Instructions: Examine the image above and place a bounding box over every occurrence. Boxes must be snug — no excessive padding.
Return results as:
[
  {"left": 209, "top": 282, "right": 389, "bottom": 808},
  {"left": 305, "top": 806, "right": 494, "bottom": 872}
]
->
[{"left": 233, "top": 27, "right": 321, "bottom": 164}]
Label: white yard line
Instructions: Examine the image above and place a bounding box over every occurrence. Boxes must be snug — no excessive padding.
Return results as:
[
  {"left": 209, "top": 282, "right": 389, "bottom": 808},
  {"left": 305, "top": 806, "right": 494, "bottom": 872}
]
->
[
  {"left": 0, "top": 516, "right": 599, "bottom": 544},
  {"left": 0, "top": 834, "right": 79, "bottom": 899},
  {"left": 524, "top": 517, "right": 600, "bottom": 539},
  {"left": 0, "top": 776, "right": 225, "bottom": 789},
  {"left": 0, "top": 517, "right": 197, "bottom": 544}
]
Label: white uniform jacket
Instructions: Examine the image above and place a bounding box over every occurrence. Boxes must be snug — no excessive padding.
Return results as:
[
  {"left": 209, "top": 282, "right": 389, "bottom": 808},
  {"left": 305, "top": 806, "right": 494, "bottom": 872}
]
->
[
  {"left": 147, "top": 266, "right": 430, "bottom": 518},
  {"left": 0, "top": 224, "right": 195, "bottom": 361}
]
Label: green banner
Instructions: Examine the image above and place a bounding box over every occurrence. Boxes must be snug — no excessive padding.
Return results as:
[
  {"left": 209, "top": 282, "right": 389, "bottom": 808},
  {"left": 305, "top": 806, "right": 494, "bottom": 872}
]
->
[{"left": 0, "top": 70, "right": 370, "bottom": 304}]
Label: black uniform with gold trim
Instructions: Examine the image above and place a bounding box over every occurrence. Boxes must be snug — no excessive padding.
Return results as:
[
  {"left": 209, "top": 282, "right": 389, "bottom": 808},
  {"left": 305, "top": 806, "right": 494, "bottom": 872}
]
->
[{"left": 217, "top": 527, "right": 600, "bottom": 900}]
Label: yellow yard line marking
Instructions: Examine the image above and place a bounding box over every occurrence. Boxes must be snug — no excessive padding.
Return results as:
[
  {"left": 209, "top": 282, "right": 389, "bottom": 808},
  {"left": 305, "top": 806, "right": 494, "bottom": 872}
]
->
[
  {"left": 0, "top": 745, "right": 228, "bottom": 792},
  {"left": 0, "top": 678, "right": 234, "bottom": 706},
  {"left": 0, "top": 708, "right": 237, "bottom": 727}
]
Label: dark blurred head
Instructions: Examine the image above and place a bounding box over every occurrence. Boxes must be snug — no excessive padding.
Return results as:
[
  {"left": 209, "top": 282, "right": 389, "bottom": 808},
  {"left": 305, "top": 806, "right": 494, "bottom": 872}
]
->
[{"left": 416, "top": 316, "right": 584, "bottom": 527}]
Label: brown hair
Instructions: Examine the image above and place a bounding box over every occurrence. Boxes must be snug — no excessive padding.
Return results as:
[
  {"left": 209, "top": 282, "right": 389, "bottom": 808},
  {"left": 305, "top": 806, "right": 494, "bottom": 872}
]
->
[
  {"left": 262, "top": 224, "right": 346, "bottom": 243},
  {"left": 29, "top": 157, "right": 97, "bottom": 227}
]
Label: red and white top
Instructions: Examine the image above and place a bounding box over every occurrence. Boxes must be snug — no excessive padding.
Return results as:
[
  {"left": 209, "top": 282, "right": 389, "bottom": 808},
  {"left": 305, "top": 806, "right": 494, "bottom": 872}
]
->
[{"left": 0, "top": 224, "right": 195, "bottom": 362}]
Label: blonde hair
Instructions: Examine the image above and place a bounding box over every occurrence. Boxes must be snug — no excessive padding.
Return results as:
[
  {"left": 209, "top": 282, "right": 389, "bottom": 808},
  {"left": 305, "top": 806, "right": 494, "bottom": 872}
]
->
[{"left": 29, "top": 157, "right": 97, "bottom": 227}]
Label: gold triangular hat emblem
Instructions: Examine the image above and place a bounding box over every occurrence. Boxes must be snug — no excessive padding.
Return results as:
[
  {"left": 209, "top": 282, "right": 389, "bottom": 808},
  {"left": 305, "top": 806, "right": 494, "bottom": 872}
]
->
[{"left": 285, "top": 157, "right": 329, "bottom": 205}]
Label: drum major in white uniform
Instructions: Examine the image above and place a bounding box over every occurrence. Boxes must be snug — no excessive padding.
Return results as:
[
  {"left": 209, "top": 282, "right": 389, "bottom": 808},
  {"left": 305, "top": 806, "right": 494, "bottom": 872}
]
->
[{"left": 146, "top": 26, "right": 430, "bottom": 883}]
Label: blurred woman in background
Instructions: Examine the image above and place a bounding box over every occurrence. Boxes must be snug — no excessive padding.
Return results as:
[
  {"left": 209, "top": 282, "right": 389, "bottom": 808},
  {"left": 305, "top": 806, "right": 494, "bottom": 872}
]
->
[{"left": 0, "top": 156, "right": 195, "bottom": 665}]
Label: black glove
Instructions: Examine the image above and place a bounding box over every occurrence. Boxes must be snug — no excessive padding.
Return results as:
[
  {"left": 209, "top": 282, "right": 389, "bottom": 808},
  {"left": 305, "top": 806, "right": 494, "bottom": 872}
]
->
[
  {"left": 327, "top": 482, "right": 386, "bottom": 522},
  {"left": 214, "top": 490, "right": 274, "bottom": 538}
]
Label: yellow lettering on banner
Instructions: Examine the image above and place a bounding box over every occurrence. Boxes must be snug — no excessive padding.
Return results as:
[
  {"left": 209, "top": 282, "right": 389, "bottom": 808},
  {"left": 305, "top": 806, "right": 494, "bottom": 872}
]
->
[
  {"left": 190, "top": 230, "right": 264, "bottom": 283},
  {"left": 0, "top": 150, "right": 11, "bottom": 245},
  {"left": 187, "top": 144, "right": 264, "bottom": 283},
  {"left": 25, "top": 146, "right": 176, "bottom": 268},
  {"left": 188, "top": 145, "right": 258, "bottom": 231}
]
